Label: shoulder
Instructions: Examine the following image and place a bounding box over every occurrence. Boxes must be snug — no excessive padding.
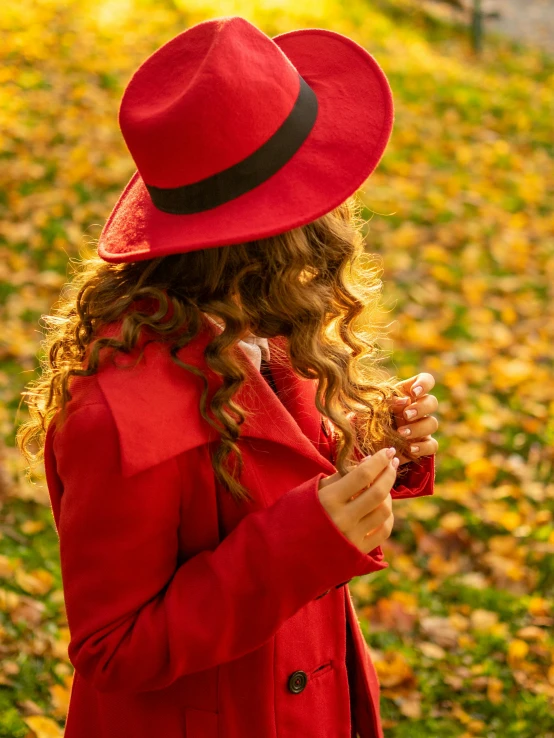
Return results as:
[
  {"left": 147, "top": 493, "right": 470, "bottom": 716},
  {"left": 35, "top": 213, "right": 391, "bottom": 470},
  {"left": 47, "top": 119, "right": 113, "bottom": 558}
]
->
[
  {"left": 53, "top": 327, "right": 220, "bottom": 478},
  {"left": 51, "top": 391, "right": 118, "bottom": 469}
]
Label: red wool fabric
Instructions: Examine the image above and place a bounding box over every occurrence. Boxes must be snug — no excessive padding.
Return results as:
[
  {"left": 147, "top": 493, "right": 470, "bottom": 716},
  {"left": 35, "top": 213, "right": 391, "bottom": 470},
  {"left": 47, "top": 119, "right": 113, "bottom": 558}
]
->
[{"left": 44, "top": 307, "right": 435, "bottom": 738}]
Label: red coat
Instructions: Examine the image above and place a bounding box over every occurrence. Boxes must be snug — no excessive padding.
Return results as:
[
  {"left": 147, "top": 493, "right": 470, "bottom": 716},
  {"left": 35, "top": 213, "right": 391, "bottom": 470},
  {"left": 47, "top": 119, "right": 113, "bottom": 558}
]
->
[{"left": 44, "top": 311, "right": 434, "bottom": 738}]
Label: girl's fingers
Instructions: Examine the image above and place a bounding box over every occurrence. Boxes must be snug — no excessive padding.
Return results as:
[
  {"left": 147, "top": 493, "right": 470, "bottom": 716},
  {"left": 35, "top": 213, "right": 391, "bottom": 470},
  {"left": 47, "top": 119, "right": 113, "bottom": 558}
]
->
[
  {"left": 321, "top": 447, "right": 395, "bottom": 507},
  {"left": 410, "top": 373, "right": 436, "bottom": 394},
  {"left": 395, "top": 372, "right": 435, "bottom": 398},
  {"left": 318, "top": 466, "right": 356, "bottom": 491},
  {"left": 336, "top": 447, "right": 396, "bottom": 504},
  {"left": 357, "top": 493, "right": 393, "bottom": 534},
  {"left": 359, "top": 512, "right": 395, "bottom": 554},
  {"left": 396, "top": 415, "right": 439, "bottom": 438},
  {"left": 406, "top": 436, "right": 439, "bottom": 457},
  {"left": 401, "top": 394, "right": 439, "bottom": 422},
  {"left": 391, "top": 396, "right": 410, "bottom": 406},
  {"left": 348, "top": 458, "right": 398, "bottom": 519}
]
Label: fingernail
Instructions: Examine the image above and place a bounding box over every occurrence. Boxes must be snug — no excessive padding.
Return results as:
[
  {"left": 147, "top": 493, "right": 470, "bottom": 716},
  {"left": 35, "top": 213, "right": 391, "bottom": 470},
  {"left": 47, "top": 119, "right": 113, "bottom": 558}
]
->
[
  {"left": 398, "top": 427, "right": 411, "bottom": 436},
  {"left": 386, "top": 447, "right": 396, "bottom": 458},
  {"left": 410, "top": 445, "right": 419, "bottom": 453},
  {"left": 394, "top": 396, "right": 410, "bottom": 404},
  {"left": 391, "top": 457, "right": 399, "bottom": 468},
  {"left": 412, "top": 385, "right": 423, "bottom": 397},
  {"left": 404, "top": 408, "right": 417, "bottom": 419}
]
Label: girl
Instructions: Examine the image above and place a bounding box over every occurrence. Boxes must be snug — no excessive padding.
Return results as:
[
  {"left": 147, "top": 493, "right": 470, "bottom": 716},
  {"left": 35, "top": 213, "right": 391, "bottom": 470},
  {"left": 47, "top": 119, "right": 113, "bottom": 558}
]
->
[{"left": 18, "top": 16, "right": 438, "bottom": 738}]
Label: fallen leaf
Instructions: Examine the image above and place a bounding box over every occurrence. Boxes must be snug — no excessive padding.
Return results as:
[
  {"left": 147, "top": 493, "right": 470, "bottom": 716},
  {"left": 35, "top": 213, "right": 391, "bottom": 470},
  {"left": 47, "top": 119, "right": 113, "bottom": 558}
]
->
[
  {"left": 23, "top": 715, "right": 64, "bottom": 738},
  {"left": 419, "top": 641, "right": 446, "bottom": 659},
  {"left": 420, "top": 616, "right": 458, "bottom": 648},
  {"left": 398, "top": 693, "right": 422, "bottom": 719},
  {"left": 374, "top": 651, "right": 415, "bottom": 688},
  {"left": 507, "top": 639, "right": 530, "bottom": 668},
  {"left": 14, "top": 568, "right": 54, "bottom": 596},
  {"left": 20, "top": 520, "right": 47, "bottom": 535},
  {"left": 469, "top": 609, "right": 499, "bottom": 631}
]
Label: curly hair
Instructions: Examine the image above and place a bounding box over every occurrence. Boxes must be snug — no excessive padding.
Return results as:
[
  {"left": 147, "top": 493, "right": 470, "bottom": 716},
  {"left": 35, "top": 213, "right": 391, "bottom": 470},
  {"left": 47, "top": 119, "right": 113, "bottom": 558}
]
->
[{"left": 16, "top": 195, "right": 417, "bottom": 503}]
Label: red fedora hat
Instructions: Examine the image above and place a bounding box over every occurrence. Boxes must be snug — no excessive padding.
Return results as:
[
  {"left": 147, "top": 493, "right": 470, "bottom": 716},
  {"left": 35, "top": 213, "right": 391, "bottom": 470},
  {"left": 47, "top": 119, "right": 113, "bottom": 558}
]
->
[{"left": 97, "top": 16, "right": 394, "bottom": 263}]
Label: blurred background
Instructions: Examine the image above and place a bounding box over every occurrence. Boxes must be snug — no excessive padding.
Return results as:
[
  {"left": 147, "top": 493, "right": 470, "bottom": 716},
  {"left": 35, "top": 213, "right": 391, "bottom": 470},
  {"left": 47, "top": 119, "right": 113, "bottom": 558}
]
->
[{"left": 1, "top": 0, "right": 553, "bottom": 736}]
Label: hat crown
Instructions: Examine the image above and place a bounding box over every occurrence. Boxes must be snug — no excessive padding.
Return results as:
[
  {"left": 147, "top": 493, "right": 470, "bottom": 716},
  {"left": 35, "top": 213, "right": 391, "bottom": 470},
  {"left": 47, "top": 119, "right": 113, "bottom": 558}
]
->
[{"left": 119, "top": 17, "right": 301, "bottom": 189}]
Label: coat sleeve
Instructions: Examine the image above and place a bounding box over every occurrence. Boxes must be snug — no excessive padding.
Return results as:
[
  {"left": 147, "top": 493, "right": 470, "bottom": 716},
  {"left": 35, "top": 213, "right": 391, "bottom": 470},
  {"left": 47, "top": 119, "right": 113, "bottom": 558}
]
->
[
  {"left": 353, "top": 443, "right": 435, "bottom": 499},
  {"left": 47, "top": 400, "right": 388, "bottom": 695},
  {"left": 391, "top": 453, "right": 435, "bottom": 499},
  {"left": 316, "top": 418, "right": 435, "bottom": 596}
]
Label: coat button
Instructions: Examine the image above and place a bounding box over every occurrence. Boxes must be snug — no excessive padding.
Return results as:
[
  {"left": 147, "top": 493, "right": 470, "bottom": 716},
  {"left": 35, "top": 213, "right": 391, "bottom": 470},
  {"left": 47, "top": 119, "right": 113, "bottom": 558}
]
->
[{"left": 288, "top": 670, "right": 308, "bottom": 694}]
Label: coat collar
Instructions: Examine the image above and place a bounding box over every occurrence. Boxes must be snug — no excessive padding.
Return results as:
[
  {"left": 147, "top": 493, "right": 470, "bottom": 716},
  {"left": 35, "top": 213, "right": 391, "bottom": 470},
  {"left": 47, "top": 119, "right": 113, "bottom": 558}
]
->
[{"left": 92, "top": 310, "right": 337, "bottom": 478}]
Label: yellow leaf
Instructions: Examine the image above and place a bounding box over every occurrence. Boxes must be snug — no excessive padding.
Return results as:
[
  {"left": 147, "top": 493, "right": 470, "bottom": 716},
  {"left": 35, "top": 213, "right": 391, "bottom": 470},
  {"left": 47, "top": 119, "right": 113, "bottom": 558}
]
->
[
  {"left": 462, "top": 276, "right": 489, "bottom": 306},
  {"left": 419, "top": 642, "right": 446, "bottom": 659},
  {"left": 20, "top": 520, "right": 46, "bottom": 535},
  {"left": 23, "top": 715, "right": 63, "bottom": 738},
  {"left": 390, "top": 591, "right": 418, "bottom": 609},
  {"left": 0, "top": 587, "right": 20, "bottom": 612},
  {"left": 490, "top": 623, "right": 510, "bottom": 638},
  {"left": 499, "top": 511, "right": 522, "bottom": 532},
  {"left": 420, "top": 616, "right": 458, "bottom": 647},
  {"left": 403, "top": 320, "right": 452, "bottom": 351},
  {"left": 430, "top": 264, "right": 457, "bottom": 286},
  {"left": 399, "top": 695, "right": 422, "bottom": 719},
  {"left": 449, "top": 613, "right": 469, "bottom": 632},
  {"left": 490, "top": 357, "right": 535, "bottom": 390},
  {"left": 421, "top": 243, "right": 449, "bottom": 263},
  {"left": 468, "top": 720, "right": 486, "bottom": 733},
  {"left": 14, "top": 569, "right": 54, "bottom": 596},
  {"left": 500, "top": 305, "right": 518, "bottom": 325},
  {"left": 487, "top": 677, "right": 504, "bottom": 704},
  {"left": 389, "top": 223, "right": 420, "bottom": 249},
  {"left": 455, "top": 145, "right": 473, "bottom": 166},
  {"left": 465, "top": 458, "right": 498, "bottom": 485},
  {"left": 49, "top": 674, "right": 73, "bottom": 718},
  {"left": 516, "top": 626, "right": 546, "bottom": 641},
  {"left": 507, "top": 639, "right": 529, "bottom": 667},
  {"left": 428, "top": 554, "right": 460, "bottom": 577},
  {"left": 374, "top": 651, "right": 415, "bottom": 688},
  {"left": 0, "top": 555, "right": 16, "bottom": 579},
  {"left": 51, "top": 627, "right": 71, "bottom": 660},
  {"left": 411, "top": 500, "right": 440, "bottom": 521},
  {"left": 528, "top": 597, "right": 550, "bottom": 616},
  {"left": 452, "top": 704, "right": 472, "bottom": 724},
  {"left": 458, "top": 634, "right": 476, "bottom": 649},
  {"left": 440, "top": 512, "right": 465, "bottom": 532},
  {"left": 470, "top": 609, "right": 499, "bottom": 631},
  {"left": 489, "top": 536, "right": 517, "bottom": 556}
]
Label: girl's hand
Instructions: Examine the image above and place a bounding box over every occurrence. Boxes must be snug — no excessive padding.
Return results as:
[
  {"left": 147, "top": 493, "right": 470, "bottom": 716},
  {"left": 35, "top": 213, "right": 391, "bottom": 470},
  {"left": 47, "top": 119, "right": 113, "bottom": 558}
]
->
[
  {"left": 317, "top": 447, "right": 398, "bottom": 555},
  {"left": 390, "top": 372, "right": 439, "bottom": 465}
]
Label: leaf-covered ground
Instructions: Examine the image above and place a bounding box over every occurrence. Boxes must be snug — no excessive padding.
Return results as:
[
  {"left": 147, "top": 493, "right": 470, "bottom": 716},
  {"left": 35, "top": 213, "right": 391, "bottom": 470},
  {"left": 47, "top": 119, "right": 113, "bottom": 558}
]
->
[{"left": 1, "top": 0, "right": 553, "bottom": 736}]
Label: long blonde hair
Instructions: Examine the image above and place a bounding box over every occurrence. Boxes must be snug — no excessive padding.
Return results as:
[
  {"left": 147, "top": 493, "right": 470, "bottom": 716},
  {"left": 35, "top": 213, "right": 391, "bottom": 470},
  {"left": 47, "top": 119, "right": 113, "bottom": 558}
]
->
[{"left": 17, "top": 196, "right": 415, "bottom": 502}]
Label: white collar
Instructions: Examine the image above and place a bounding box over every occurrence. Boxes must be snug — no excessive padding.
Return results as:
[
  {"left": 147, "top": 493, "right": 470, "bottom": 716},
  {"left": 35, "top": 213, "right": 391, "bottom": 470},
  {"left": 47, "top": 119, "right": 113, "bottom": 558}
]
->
[{"left": 203, "top": 314, "right": 270, "bottom": 372}]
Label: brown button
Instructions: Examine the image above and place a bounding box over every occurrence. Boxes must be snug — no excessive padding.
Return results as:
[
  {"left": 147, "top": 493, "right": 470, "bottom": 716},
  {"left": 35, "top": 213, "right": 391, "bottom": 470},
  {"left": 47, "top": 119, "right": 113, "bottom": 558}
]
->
[{"left": 288, "top": 670, "right": 308, "bottom": 694}]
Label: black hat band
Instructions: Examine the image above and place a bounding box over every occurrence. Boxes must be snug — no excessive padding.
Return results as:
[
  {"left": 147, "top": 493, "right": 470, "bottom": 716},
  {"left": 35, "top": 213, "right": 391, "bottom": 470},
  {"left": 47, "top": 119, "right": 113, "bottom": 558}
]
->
[{"left": 144, "top": 74, "right": 318, "bottom": 215}]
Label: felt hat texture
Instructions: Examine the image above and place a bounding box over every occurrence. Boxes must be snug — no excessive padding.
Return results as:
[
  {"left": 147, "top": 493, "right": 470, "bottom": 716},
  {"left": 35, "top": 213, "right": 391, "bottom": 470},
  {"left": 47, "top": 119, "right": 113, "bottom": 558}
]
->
[{"left": 97, "top": 15, "right": 394, "bottom": 263}]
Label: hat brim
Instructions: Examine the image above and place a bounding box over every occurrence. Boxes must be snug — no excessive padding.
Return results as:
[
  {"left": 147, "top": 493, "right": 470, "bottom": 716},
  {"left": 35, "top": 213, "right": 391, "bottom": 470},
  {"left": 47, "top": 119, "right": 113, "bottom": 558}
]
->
[{"left": 97, "top": 28, "right": 394, "bottom": 263}]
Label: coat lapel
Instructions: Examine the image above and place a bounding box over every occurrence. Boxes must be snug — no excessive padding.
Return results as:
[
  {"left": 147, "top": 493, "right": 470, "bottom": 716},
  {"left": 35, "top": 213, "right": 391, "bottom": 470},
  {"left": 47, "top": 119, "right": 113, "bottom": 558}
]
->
[{"left": 93, "top": 314, "right": 336, "bottom": 478}]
